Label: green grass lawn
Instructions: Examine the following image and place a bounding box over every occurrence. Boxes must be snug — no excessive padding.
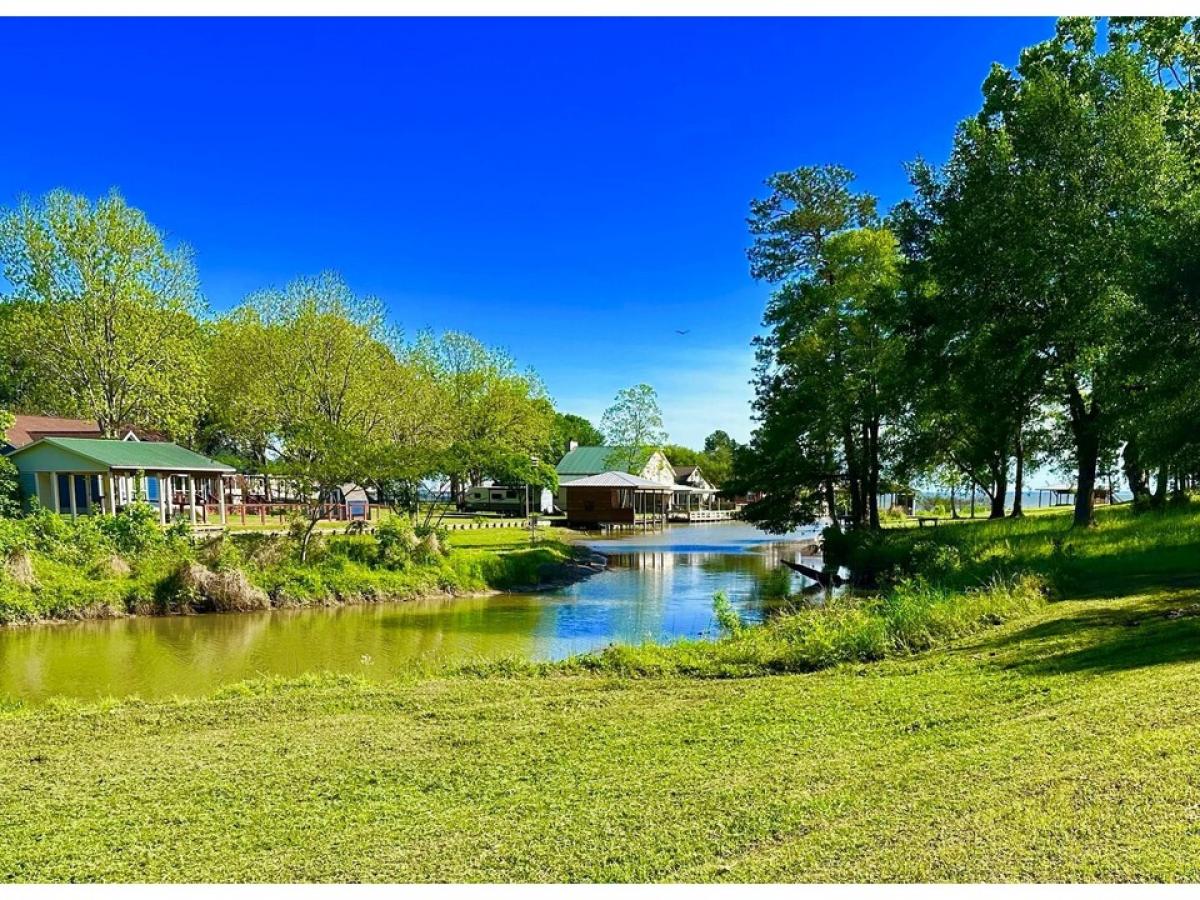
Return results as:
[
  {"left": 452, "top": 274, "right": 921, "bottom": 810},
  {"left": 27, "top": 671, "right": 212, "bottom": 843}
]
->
[
  {"left": 445, "top": 524, "right": 577, "bottom": 551},
  {"left": 2, "top": 504, "right": 1199, "bottom": 881}
]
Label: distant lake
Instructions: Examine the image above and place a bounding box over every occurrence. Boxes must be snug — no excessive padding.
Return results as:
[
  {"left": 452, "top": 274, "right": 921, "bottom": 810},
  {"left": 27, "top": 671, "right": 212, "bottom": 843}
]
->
[{"left": 0, "top": 522, "right": 822, "bottom": 703}]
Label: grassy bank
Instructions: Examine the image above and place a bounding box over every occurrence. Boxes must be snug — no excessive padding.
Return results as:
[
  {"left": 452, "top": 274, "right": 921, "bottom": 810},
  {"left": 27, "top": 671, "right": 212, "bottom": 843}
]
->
[
  {"left": 445, "top": 524, "right": 578, "bottom": 550},
  {"left": 3, "top": 583, "right": 1200, "bottom": 881},
  {"left": 0, "top": 506, "right": 577, "bottom": 624},
  {"left": 2, "top": 503, "right": 1199, "bottom": 880},
  {"left": 835, "top": 501, "right": 1200, "bottom": 597}
]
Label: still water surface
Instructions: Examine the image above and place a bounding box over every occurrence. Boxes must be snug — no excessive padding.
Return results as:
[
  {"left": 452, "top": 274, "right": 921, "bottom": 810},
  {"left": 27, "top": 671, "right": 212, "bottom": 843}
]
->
[{"left": 0, "top": 522, "right": 821, "bottom": 703}]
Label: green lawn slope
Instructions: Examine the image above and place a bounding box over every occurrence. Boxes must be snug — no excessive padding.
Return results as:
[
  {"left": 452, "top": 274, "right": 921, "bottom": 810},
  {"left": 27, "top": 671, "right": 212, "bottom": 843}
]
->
[{"left": 1, "top": 504, "right": 1198, "bottom": 881}]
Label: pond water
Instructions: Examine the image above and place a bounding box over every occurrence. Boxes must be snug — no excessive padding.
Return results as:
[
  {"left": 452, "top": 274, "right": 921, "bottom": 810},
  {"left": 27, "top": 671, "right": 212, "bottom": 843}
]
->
[{"left": 0, "top": 522, "right": 823, "bottom": 703}]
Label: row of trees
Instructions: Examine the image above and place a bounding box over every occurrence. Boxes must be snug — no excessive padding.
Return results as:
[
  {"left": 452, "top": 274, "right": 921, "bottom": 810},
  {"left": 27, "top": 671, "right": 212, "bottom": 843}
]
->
[
  {"left": 0, "top": 190, "right": 738, "bottom": 546},
  {"left": 732, "top": 18, "right": 1200, "bottom": 531},
  {"left": 0, "top": 191, "right": 579, "bottom": 551}
]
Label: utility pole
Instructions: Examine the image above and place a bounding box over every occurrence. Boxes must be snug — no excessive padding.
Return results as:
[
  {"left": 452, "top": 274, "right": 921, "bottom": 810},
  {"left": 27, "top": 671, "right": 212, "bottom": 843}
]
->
[{"left": 528, "top": 455, "right": 540, "bottom": 545}]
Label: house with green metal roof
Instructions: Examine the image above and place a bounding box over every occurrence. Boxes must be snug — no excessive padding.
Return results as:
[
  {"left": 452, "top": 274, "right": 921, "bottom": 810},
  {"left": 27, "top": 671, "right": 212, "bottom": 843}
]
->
[
  {"left": 6, "top": 437, "right": 236, "bottom": 525},
  {"left": 555, "top": 443, "right": 676, "bottom": 487}
]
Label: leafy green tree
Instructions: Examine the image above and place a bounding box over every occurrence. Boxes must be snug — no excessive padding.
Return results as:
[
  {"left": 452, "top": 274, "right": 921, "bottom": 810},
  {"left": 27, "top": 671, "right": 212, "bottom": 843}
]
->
[
  {"left": 600, "top": 384, "right": 668, "bottom": 473},
  {"left": 412, "top": 331, "right": 554, "bottom": 503},
  {"left": 898, "top": 136, "right": 1052, "bottom": 519},
  {"left": 703, "top": 429, "right": 736, "bottom": 455},
  {"left": 547, "top": 412, "right": 603, "bottom": 463},
  {"left": 359, "top": 343, "right": 457, "bottom": 520},
  {"left": 957, "top": 21, "right": 1181, "bottom": 525},
  {"left": 0, "top": 190, "right": 206, "bottom": 438},
  {"left": 0, "top": 301, "right": 38, "bottom": 412},
  {"left": 1111, "top": 17, "right": 1200, "bottom": 160},
  {"left": 664, "top": 435, "right": 736, "bottom": 487},
  {"left": 735, "top": 165, "right": 903, "bottom": 531},
  {"left": 699, "top": 430, "right": 737, "bottom": 487},
  {"left": 662, "top": 444, "right": 703, "bottom": 469},
  {"left": 0, "top": 410, "right": 20, "bottom": 516},
  {"left": 1106, "top": 17, "right": 1200, "bottom": 504},
  {"left": 209, "top": 273, "right": 398, "bottom": 559}
]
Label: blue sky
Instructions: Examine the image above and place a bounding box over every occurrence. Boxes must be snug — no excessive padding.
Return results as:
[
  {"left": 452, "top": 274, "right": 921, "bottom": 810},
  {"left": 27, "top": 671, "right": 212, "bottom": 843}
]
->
[{"left": 0, "top": 17, "right": 1054, "bottom": 448}]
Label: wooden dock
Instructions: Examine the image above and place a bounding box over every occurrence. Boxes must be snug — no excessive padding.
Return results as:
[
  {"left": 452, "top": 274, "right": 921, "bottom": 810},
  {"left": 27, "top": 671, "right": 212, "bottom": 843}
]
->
[{"left": 670, "top": 508, "right": 736, "bottom": 522}]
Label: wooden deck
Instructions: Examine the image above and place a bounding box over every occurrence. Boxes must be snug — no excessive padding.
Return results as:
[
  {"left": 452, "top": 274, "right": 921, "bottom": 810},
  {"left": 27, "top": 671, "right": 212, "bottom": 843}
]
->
[{"left": 670, "top": 508, "right": 737, "bottom": 522}]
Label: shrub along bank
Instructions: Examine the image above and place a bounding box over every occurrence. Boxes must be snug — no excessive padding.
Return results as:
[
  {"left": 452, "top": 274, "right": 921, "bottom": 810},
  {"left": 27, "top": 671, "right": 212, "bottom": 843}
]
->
[{"left": 0, "top": 505, "right": 575, "bottom": 624}]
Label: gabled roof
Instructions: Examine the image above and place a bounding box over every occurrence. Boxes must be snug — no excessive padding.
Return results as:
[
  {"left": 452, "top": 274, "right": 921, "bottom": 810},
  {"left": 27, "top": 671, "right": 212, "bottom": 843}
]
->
[
  {"left": 556, "top": 445, "right": 656, "bottom": 476},
  {"left": 674, "top": 465, "right": 698, "bottom": 480},
  {"left": 3, "top": 414, "right": 102, "bottom": 449},
  {"left": 8, "top": 437, "right": 235, "bottom": 472},
  {"left": 558, "top": 471, "right": 673, "bottom": 491}
]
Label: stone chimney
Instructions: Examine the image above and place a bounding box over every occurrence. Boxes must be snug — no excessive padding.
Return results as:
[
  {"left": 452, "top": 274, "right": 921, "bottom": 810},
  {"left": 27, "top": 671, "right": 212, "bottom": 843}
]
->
[{"left": 568, "top": 440, "right": 579, "bottom": 452}]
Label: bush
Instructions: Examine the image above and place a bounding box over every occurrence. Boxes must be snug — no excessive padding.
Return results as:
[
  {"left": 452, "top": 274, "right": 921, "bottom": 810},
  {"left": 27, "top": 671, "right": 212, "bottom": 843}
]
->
[
  {"left": 90, "top": 554, "right": 132, "bottom": 579},
  {"left": 238, "top": 533, "right": 294, "bottom": 569},
  {"left": 375, "top": 516, "right": 420, "bottom": 568},
  {"left": 0, "top": 456, "right": 19, "bottom": 518},
  {"left": 561, "top": 573, "right": 1047, "bottom": 678},
  {"left": 905, "top": 541, "right": 962, "bottom": 583},
  {"left": 198, "top": 533, "right": 245, "bottom": 572},
  {"left": 712, "top": 591, "right": 743, "bottom": 636},
  {"left": 97, "top": 503, "right": 164, "bottom": 556}
]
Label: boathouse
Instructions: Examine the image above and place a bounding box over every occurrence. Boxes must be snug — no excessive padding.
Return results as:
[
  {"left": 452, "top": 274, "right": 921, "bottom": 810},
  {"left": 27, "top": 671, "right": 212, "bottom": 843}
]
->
[{"left": 559, "top": 471, "right": 673, "bottom": 527}]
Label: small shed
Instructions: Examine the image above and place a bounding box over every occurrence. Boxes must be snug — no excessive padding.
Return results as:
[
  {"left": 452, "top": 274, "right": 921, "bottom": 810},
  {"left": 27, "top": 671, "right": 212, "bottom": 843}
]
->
[
  {"left": 7, "top": 437, "right": 236, "bottom": 525},
  {"left": 559, "top": 471, "right": 673, "bottom": 526}
]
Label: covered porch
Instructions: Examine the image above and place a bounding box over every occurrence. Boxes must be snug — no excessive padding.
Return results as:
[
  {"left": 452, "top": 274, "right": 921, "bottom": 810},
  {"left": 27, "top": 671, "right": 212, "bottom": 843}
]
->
[
  {"left": 670, "top": 484, "right": 735, "bottom": 521},
  {"left": 8, "top": 437, "right": 237, "bottom": 526}
]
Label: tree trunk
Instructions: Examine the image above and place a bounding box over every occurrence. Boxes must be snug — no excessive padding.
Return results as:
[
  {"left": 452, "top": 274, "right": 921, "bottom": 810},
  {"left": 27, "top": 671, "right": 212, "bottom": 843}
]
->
[
  {"left": 989, "top": 458, "right": 1007, "bottom": 519},
  {"left": 824, "top": 477, "right": 837, "bottom": 523},
  {"left": 1073, "top": 428, "right": 1100, "bottom": 528},
  {"left": 1152, "top": 464, "right": 1169, "bottom": 509},
  {"left": 1011, "top": 428, "right": 1025, "bottom": 518},
  {"left": 299, "top": 515, "right": 321, "bottom": 563},
  {"left": 950, "top": 482, "right": 959, "bottom": 519},
  {"left": 1122, "top": 436, "right": 1150, "bottom": 505},
  {"left": 1066, "top": 377, "right": 1100, "bottom": 528},
  {"left": 867, "top": 418, "right": 880, "bottom": 531},
  {"left": 842, "top": 425, "right": 863, "bottom": 528}
]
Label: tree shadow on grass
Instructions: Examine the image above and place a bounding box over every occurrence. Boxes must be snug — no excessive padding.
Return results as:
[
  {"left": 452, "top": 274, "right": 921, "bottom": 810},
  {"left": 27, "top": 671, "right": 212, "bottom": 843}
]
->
[
  {"left": 979, "top": 592, "right": 1200, "bottom": 676},
  {"left": 1053, "top": 570, "right": 1200, "bottom": 601}
]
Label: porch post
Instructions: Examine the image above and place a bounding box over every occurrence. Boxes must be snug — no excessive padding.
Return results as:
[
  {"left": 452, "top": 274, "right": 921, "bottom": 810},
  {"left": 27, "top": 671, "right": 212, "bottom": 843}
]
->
[
  {"left": 217, "top": 475, "right": 227, "bottom": 525},
  {"left": 158, "top": 473, "right": 168, "bottom": 524},
  {"left": 187, "top": 474, "right": 198, "bottom": 525},
  {"left": 107, "top": 473, "right": 117, "bottom": 515},
  {"left": 68, "top": 474, "right": 78, "bottom": 520},
  {"left": 50, "top": 471, "right": 60, "bottom": 514}
]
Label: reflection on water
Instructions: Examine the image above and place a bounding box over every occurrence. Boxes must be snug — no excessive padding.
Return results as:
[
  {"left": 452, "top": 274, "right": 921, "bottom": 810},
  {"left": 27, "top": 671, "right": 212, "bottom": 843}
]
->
[{"left": 0, "top": 522, "right": 823, "bottom": 703}]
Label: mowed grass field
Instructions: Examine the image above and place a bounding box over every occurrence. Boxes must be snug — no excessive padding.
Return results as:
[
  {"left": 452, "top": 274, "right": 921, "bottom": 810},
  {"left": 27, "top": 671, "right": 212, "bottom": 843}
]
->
[{"left": 2, "top": 505, "right": 1200, "bottom": 881}]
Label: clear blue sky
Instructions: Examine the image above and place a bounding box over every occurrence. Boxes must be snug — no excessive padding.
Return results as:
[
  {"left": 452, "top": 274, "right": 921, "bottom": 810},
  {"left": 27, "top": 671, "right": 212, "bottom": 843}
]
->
[{"left": 0, "top": 17, "right": 1055, "bottom": 448}]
